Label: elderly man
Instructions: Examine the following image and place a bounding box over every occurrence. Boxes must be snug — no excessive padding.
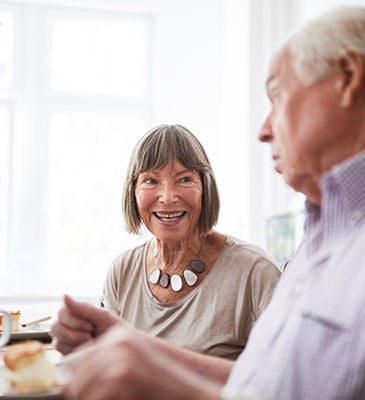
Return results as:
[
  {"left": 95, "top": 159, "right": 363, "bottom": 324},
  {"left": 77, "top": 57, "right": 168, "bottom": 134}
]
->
[{"left": 57, "top": 6, "right": 365, "bottom": 400}]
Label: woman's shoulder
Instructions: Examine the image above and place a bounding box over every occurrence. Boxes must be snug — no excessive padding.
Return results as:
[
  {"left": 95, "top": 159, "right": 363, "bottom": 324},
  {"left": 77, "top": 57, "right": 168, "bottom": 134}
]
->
[
  {"left": 224, "top": 234, "right": 279, "bottom": 270},
  {"left": 110, "top": 240, "right": 150, "bottom": 270}
]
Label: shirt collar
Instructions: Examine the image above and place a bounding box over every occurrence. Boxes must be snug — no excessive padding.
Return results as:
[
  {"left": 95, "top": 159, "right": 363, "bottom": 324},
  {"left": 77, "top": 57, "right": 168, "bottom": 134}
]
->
[
  {"left": 304, "top": 151, "right": 365, "bottom": 232},
  {"left": 324, "top": 151, "right": 365, "bottom": 226}
]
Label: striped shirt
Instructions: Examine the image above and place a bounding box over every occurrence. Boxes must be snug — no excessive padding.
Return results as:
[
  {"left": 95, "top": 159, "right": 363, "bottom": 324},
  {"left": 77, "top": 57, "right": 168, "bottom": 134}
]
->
[{"left": 224, "top": 151, "right": 365, "bottom": 400}]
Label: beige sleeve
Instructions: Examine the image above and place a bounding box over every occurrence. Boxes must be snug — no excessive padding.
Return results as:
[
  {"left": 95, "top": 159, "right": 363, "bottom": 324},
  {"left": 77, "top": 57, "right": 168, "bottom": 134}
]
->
[
  {"left": 101, "top": 256, "right": 122, "bottom": 316},
  {"left": 250, "top": 255, "right": 281, "bottom": 320}
]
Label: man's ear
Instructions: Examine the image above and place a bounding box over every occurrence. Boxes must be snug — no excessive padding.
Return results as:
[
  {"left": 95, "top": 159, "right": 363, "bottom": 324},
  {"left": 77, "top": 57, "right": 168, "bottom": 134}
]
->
[{"left": 336, "top": 50, "right": 365, "bottom": 108}]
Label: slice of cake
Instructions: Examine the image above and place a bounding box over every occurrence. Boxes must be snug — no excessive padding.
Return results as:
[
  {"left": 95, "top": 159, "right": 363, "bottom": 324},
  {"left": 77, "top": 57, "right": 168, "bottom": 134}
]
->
[
  {"left": 10, "top": 310, "right": 21, "bottom": 333},
  {"left": 2, "top": 340, "right": 57, "bottom": 393},
  {"left": 0, "top": 310, "right": 21, "bottom": 333}
]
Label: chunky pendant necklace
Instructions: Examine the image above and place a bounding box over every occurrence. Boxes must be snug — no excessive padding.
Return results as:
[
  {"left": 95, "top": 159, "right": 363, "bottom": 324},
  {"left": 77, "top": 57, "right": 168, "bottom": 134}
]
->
[{"left": 148, "top": 240, "right": 206, "bottom": 292}]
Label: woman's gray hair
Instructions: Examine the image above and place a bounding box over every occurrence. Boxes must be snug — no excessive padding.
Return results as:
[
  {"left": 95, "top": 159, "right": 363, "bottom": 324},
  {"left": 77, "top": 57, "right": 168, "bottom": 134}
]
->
[
  {"left": 288, "top": 6, "right": 365, "bottom": 85},
  {"left": 122, "top": 124, "right": 220, "bottom": 235}
]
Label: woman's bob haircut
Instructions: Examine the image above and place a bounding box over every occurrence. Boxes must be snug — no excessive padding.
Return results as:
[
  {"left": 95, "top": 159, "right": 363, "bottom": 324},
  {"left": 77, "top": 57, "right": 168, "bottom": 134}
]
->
[{"left": 122, "top": 124, "right": 220, "bottom": 235}]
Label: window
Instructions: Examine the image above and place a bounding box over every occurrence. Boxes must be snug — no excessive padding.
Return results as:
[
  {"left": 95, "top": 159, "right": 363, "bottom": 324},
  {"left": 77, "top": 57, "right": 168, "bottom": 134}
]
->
[
  {"left": 50, "top": 15, "right": 148, "bottom": 96},
  {"left": 0, "top": 104, "right": 10, "bottom": 275},
  {"left": 266, "top": 210, "right": 305, "bottom": 268},
  {"left": 46, "top": 111, "right": 147, "bottom": 292},
  {"left": 0, "top": 9, "right": 13, "bottom": 88},
  {"left": 0, "top": 9, "right": 13, "bottom": 277},
  {"left": 45, "top": 10, "right": 152, "bottom": 294},
  {"left": 0, "top": 3, "right": 152, "bottom": 296},
  {"left": 1, "top": 0, "right": 247, "bottom": 298}
]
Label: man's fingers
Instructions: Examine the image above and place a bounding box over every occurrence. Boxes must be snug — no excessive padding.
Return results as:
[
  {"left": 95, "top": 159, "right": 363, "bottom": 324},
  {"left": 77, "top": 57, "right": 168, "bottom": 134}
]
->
[
  {"left": 54, "top": 340, "right": 75, "bottom": 355},
  {"left": 50, "top": 320, "right": 93, "bottom": 350},
  {"left": 58, "top": 305, "right": 94, "bottom": 333},
  {"left": 63, "top": 294, "right": 112, "bottom": 328},
  {"left": 63, "top": 294, "right": 100, "bottom": 322}
]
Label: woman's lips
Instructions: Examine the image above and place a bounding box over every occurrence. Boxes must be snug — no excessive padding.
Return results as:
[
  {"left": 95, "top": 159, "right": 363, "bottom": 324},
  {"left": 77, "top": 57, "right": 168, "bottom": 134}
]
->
[{"left": 153, "top": 211, "right": 186, "bottom": 222}]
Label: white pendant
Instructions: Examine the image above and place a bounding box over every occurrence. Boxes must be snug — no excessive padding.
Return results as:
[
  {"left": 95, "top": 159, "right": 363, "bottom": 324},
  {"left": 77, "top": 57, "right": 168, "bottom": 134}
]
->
[
  {"left": 183, "top": 270, "right": 198, "bottom": 286},
  {"left": 171, "top": 274, "right": 183, "bottom": 292},
  {"left": 149, "top": 268, "right": 161, "bottom": 284}
]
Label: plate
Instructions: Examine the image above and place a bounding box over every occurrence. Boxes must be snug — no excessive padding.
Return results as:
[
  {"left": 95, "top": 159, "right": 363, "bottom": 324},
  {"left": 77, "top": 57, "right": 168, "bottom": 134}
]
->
[
  {"left": 9, "top": 326, "right": 51, "bottom": 342},
  {"left": 0, "top": 365, "right": 62, "bottom": 399},
  {"left": 0, "top": 388, "right": 63, "bottom": 399}
]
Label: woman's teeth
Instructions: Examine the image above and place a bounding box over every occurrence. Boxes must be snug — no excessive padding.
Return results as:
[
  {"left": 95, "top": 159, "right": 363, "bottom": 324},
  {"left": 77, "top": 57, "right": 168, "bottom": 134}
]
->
[{"left": 154, "top": 211, "right": 185, "bottom": 221}]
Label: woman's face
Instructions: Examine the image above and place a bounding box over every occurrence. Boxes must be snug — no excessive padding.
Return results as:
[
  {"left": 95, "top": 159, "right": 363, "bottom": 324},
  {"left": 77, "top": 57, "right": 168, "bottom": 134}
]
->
[{"left": 135, "top": 160, "right": 203, "bottom": 242}]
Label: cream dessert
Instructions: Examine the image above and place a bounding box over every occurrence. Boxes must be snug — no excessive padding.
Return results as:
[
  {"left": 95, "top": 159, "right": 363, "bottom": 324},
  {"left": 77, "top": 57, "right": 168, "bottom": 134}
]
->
[
  {"left": 0, "top": 311, "right": 21, "bottom": 333},
  {"left": 2, "top": 340, "right": 57, "bottom": 393}
]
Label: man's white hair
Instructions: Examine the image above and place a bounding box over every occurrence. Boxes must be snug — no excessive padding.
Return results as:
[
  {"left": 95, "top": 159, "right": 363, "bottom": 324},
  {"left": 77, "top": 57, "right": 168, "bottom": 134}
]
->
[{"left": 288, "top": 6, "right": 365, "bottom": 85}]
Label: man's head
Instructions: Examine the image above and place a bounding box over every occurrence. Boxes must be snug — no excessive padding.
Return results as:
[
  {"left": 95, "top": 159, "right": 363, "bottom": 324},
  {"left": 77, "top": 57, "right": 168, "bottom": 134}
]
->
[{"left": 259, "top": 7, "right": 365, "bottom": 204}]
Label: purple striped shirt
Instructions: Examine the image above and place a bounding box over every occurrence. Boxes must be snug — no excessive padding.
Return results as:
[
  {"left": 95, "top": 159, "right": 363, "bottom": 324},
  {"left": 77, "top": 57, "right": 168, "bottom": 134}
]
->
[{"left": 224, "top": 151, "right": 365, "bottom": 400}]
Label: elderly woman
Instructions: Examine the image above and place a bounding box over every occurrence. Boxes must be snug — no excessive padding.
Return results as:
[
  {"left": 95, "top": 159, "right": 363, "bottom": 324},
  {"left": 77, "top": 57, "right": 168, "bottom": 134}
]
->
[{"left": 52, "top": 124, "right": 280, "bottom": 360}]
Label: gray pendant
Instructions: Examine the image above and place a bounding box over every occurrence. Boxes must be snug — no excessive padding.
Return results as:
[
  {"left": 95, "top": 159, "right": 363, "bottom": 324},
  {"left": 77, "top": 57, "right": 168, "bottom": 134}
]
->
[
  {"left": 183, "top": 269, "right": 198, "bottom": 286},
  {"left": 171, "top": 274, "right": 183, "bottom": 292},
  {"left": 159, "top": 272, "right": 169, "bottom": 288},
  {"left": 190, "top": 259, "right": 205, "bottom": 273}
]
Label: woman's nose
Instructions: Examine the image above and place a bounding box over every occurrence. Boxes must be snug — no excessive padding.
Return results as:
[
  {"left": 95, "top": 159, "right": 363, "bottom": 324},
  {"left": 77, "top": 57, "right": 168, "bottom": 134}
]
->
[{"left": 158, "top": 183, "right": 178, "bottom": 203}]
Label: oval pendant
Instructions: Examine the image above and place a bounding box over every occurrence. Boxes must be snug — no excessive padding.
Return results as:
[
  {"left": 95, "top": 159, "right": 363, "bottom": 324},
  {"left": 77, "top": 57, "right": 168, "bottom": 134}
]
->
[
  {"left": 159, "top": 272, "right": 170, "bottom": 288},
  {"left": 183, "top": 270, "right": 198, "bottom": 286},
  {"left": 149, "top": 268, "right": 161, "bottom": 284},
  {"left": 171, "top": 275, "right": 183, "bottom": 292},
  {"left": 190, "top": 259, "right": 205, "bottom": 273}
]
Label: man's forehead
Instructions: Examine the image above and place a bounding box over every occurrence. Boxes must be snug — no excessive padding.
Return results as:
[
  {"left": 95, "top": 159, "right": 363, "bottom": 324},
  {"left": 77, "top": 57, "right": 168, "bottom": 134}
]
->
[{"left": 266, "top": 47, "right": 290, "bottom": 88}]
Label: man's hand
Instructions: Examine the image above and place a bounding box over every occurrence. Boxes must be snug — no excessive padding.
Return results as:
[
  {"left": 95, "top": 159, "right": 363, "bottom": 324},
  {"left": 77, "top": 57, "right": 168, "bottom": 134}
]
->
[
  {"left": 50, "top": 294, "right": 120, "bottom": 354},
  {"left": 62, "top": 325, "right": 220, "bottom": 400}
]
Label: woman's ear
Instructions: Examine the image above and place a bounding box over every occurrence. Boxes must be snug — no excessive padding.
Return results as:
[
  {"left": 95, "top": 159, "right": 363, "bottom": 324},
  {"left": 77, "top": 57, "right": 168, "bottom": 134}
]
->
[{"left": 336, "top": 50, "right": 365, "bottom": 108}]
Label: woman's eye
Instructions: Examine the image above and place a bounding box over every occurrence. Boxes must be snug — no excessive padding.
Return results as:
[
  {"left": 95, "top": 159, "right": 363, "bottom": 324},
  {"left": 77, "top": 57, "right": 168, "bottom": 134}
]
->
[
  {"left": 144, "top": 178, "right": 158, "bottom": 185},
  {"left": 180, "top": 176, "right": 192, "bottom": 183}
]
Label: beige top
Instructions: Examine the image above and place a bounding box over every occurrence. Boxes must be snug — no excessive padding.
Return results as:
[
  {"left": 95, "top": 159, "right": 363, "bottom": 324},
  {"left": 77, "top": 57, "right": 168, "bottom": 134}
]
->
[{"left": 102, "top": 235, "right": 280, "bottom": 360}]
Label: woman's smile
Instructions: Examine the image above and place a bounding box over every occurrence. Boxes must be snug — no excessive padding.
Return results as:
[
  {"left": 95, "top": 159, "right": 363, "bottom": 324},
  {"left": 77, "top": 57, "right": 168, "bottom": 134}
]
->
[
  {"left": 153, "top": 211, "right": 187, "bottom": 223},
  {"left": 135, "top": 160, "right": 203, "bottom": 241}
]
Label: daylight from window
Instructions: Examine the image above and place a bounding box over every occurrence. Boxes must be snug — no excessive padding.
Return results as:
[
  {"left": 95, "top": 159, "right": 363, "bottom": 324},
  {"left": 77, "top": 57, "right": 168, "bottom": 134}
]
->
[
  {"left": 0, "top": 105, "right": 10, "bottom": 275},
  {"left": 0, "top": 10, "right": 13, "bottom": 88},
  {"left": 0, "top": 4, "right": 153, "bottom": 296},
  {"left": 51, "top": 17, "right": 148, "bottom": 96},
  {"left": 1, "top": 0, "right": 297, "bottom": 299}
]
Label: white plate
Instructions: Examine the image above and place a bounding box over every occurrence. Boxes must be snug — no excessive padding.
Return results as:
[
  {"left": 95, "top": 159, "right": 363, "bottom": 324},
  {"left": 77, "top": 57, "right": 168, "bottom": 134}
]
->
[
  {"left": 10, "top": 326, "right": 51, "bottom": 342},
  {"left": 0, "top": 365, "right": 62, "bottom": 399},
  {"left": 0, "top": 388, "right": 63, "bottom": 399}
]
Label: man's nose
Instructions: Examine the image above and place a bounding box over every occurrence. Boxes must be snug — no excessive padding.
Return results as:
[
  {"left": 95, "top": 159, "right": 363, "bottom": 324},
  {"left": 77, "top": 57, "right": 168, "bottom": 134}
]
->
[{"left": 258, "top": 114, "right": 273, "bottom": 142}]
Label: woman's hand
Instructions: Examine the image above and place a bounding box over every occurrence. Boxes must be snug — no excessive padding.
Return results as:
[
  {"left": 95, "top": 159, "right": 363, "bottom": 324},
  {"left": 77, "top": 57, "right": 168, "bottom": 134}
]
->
[{"left": 51, "top": 294, "right": 120, "bottom": 355}]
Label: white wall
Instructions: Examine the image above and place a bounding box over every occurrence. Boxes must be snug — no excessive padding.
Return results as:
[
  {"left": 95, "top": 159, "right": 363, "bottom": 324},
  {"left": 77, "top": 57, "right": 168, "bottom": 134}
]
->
[{"left": 293, "top": 0, "right": 365, "bottom": 26}]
